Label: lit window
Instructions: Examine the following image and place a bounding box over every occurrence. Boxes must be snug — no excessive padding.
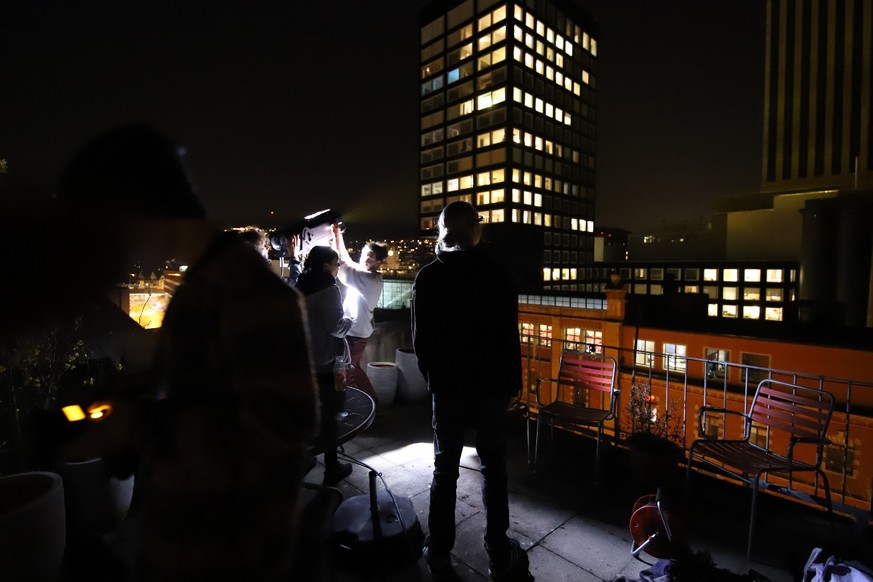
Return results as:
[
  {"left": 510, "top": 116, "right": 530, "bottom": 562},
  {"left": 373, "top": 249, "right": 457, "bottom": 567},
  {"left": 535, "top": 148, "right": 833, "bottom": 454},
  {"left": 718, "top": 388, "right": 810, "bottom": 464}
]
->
[
  {"left": 523, "top": 191, "right": 532, "bottom": 205},
  {"left": 765, "top": 288, "right": 783, "bottom": 301},
  {"left": 708, "top": 303, "right": 718, "bottom": 316},
  {"left": 459, "top": 175, "right": 474, "bottom": 189},
  {"left": 514, "top": 25, "right": 523, "bottom": 41},
  {"left": 766, "top": 269, "right": 783, "bottom": 283},
  {"left": 511, "top": 208, "right": 519, "bottom": 222},
  {"left": 523, "top": 210, "right": 531, "bottom": 224},
  {"left": 477, "top": 172, "right": 491, "bottom": 186},
  {"left": 704, "top": 348, "right": 729, "bottom": 379},
  {"left": 703, "top": 268, "right": 718, "bottom": 282},
  {"left": 635, "top": 339, "right": 655, "bottom": 368},
  {"left": 722, "top": 287, "right": 738, "bottom": 301},
  {"left": 525, "top": 33, "right": 534, "bottom": 49},
  {"left": 743, "top": 306, "right": 760, "bottom": 319},
  {"left": 535, "top": 98, "right": 543, "bottom": 113},
  {"left": 556, "top": 34, "right": 564, "bottom": 51},
  {"left": 492, "top": 5, "right": 506, "bottom": 23},
  {"left": 664, "top": 343, "right": 687, "bottom": 372},
  {"left": 744, "top": 269, "right": 761, "bottom": 282},
  {"left": 743, "top": 288, "right": 761, "bottom": 301},
  {"left": 590, "top": 38, "right": 597, "bottom": 56},
  {"left": 722, "top": 305, "right": 738, "bottom": 318},
  {"left": 552, "top": 268, "right": 560, "bottom": 280},
  {"left": 476, "top": 191, "right": 490, "bottom": 205},
  {"left": 491, "top": 189, "right": 504, "bottom": 202},
  {"left": 543, "top": 268, "right": 551, "bottom": 281},
  {"left": 581, "top": 70, "right": 590, "bottom": 84},
  {"left": 556, "top": 53, "right": 564, "bottom": 68},
  {"left": 520, "top": 321, "right": 535, "bottom": 342},
  {"left": 582, "top": 32, "right": 590, "bottom": 51},
  {"left": 491, "top": 208, "right": 505, "bottom": 222},
  {"left": 492, "top": 168, "right": 505, "bottom": 182},
  {"left": 539, "top": 324, "right": 552, "bottom": 346},
  {"left": 765, "top": 307, "right": 783, "bottom": 321},
  {"left": 534, "top": 193, "right": 542, "bottom": 207},
  {"left": 447, "top": 178, "right": 459, "bottom": 192},
  {"left": 723, "top": 269, "right": 739, "bottom": 282}
]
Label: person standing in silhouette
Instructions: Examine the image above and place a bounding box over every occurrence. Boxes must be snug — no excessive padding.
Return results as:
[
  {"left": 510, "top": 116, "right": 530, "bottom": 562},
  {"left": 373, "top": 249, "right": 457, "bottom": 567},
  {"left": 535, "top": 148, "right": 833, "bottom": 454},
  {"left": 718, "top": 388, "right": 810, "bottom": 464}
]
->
[
  {"left": 412, "top": 201, "right": 530, "bottom": 581},
  {"left": 57, "top": 124, "right": 317, "bottom": 580}
]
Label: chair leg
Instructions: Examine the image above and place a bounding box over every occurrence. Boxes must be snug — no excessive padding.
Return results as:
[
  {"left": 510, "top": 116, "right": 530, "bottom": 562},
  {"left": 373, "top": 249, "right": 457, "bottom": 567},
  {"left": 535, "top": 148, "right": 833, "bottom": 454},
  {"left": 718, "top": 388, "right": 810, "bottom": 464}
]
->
[
  {"left": 748, "top": 472, "right": 764, "bottom": 560},
  {"left": 525, "top": 412, "right": 531, "bottom": 466},
  {"left": 593, "top": 424, "right": 602, "bottom": 488},
  {"left": 533, "top": 416, "right": 542, "bottom": 473}
]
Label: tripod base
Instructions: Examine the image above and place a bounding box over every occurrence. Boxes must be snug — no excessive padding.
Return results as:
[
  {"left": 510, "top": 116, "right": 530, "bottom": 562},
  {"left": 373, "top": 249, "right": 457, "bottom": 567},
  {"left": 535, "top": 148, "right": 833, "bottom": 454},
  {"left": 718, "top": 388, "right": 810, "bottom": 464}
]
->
[{"left": 330, "top": 490, "right": 424, "bottom": 570}]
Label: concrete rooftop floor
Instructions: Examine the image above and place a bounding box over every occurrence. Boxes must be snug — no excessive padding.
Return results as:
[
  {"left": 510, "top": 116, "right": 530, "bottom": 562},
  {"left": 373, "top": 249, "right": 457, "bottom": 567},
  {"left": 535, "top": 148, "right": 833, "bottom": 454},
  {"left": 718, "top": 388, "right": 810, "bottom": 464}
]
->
[
  {"left": 62, "top": 397, "right": 872, "bottom": 581},
  {"left": 297, "top": 398, "right": 872, "bottom": 582}
]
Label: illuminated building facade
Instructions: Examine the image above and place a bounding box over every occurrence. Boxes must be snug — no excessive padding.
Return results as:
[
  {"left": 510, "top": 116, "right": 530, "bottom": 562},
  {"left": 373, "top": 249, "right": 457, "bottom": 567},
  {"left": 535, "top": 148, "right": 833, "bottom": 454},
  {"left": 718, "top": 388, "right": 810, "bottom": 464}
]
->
[
  {"left": 419, "top": 0, "right": 597, "bottom": 292},
  {"left": 763, "top": 0, "right": 873, "bottom": 193}
]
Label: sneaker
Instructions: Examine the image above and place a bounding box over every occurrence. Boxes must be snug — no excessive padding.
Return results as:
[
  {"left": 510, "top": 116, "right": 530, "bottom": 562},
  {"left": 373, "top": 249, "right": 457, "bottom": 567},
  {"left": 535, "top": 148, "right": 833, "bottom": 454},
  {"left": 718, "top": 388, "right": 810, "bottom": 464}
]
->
[
  {"left": 488, "top": 538, "right": 532, "bottom": 581},
  {"left": 423, "top": 539, "right": 461, "bottom": 582},
  {"left": 323, "top": 462, "right": 352, "bottom": 486}
]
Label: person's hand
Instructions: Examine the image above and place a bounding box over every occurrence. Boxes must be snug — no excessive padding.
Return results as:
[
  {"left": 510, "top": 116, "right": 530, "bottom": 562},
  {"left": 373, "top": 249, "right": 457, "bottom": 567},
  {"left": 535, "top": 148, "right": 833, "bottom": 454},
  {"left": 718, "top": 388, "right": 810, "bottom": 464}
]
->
[{"left": 287, "top": 234, "right": 301, "bottom": 261}]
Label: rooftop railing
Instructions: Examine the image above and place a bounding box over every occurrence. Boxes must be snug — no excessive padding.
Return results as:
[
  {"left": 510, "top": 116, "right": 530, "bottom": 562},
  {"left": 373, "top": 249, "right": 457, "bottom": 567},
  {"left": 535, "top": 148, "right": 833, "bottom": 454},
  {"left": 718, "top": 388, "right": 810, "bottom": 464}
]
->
[{"left": 519, "top": 334, "right": 873, "bottom": 517}]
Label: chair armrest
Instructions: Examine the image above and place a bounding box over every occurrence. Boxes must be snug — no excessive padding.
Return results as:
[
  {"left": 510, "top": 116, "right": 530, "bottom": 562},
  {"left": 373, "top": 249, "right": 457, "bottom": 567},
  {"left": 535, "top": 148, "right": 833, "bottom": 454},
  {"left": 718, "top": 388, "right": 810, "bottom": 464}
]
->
[
  {"left": 697, "top": 406, "right": 748, "bottom": 439},
  {"left": 533, "top": 377, "right": 557, "bottom": 406}
]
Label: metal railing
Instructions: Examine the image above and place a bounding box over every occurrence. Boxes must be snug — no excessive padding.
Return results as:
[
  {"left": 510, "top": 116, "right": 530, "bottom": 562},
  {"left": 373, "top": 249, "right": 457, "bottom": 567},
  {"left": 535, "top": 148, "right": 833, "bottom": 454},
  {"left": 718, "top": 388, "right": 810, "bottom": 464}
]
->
[{"left": 519, "top": 334, "right": 873, "bottom": 515}]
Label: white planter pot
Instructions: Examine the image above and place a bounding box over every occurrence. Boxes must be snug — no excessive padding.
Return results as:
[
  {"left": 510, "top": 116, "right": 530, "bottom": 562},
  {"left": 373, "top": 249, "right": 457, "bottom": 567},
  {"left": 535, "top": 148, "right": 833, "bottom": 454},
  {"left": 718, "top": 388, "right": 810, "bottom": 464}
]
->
[
  {"left": 395, "top": 348, "right": 428, "bottom": 402},
  {"left": 367, "top": 361, "right": 398, "bottom": 406},
  {"left": 56, "top": 458, "right": 134, "bottom": 535},
  {"left": 0, "top": 471, "right": 66, "bottom": 582}
]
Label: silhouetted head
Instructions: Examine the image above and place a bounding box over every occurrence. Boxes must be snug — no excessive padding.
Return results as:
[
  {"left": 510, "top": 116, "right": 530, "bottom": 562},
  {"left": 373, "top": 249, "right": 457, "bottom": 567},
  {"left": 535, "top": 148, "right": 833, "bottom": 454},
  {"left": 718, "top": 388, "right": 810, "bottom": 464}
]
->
[
  {"left": 58, "top": 123, "right": 205, "bottom": 219},
  {"left": 437, "top": 201, "right": 482, "bottom": 252}
]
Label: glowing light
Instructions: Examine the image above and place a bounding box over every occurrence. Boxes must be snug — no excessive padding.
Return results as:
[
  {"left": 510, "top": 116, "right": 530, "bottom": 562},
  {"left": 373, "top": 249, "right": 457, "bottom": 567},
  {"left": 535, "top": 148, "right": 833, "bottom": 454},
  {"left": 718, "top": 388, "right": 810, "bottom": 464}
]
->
[
  {"left": 62, "top": 405, "right": 87, "bottom": 422},
  {"left": 87, "top": 403, "right": 113, "bottom": 421}
]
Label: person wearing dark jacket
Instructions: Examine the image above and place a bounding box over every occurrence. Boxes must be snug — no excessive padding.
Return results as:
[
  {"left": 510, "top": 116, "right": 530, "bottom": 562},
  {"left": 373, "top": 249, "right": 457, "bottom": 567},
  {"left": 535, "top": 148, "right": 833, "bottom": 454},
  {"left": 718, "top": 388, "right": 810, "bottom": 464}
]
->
[
  {"left": 296, "top": 245, "right": 354, "bottom": 485},
  {"left": 412, "top": 201, "right": 530, "bottom": 582}
]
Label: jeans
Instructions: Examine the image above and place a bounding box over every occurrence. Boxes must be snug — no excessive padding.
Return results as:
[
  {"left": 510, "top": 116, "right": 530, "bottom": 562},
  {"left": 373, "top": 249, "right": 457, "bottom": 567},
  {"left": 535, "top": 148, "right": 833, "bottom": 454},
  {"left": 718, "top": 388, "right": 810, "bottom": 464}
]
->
[
  {"left": 428, "top": 391, "right": 512, "bottom": 558},
  {"left": 345, "top": 335, "right": 376, "bottom": 400},
  {"left": 316, "top": 371, "right": 341, "bottom": 471}
]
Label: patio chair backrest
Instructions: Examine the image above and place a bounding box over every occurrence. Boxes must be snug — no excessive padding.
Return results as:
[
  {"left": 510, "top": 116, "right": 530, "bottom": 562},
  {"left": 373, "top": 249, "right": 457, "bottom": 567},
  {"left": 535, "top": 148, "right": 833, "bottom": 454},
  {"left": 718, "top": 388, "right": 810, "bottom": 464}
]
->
[
  {"left": 748, "top": 379, "right": 834, "bottom": 454},
  {"left": 556, "top": 350, "right": 617, "bottom": 404}
]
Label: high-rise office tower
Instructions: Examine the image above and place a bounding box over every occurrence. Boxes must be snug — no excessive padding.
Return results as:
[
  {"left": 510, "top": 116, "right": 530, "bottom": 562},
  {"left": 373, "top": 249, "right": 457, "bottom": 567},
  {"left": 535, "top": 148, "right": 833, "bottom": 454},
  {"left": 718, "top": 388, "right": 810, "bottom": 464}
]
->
[
  {"left": 763, "top": 0, "right": 872, "bottom": 193},
  {"left": 419, "top": 0, "right": 597, "bottom": 292}
]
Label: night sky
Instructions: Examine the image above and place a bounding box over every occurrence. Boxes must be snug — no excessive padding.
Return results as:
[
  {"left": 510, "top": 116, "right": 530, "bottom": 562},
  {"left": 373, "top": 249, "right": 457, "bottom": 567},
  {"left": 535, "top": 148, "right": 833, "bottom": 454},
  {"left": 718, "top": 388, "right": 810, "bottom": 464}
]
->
[{"left": 1, "top": 1, "right": 764, "bottom": 239}]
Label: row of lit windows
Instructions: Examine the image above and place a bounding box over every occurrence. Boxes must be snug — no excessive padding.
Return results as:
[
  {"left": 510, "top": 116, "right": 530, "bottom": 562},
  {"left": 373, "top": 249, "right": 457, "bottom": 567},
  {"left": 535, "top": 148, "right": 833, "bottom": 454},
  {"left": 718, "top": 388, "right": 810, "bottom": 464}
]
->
[
  {"left": 628, "top": 266, "right": 792, "bottom": 284},
  {"left": 512, "top": 87, "right": 572, "bottom": 126},
  {"left": 628, "top": 283, "right": 789, "bottom": 303},
  {"left": 513, "top": 44, "right": 587, "bottom": 97},
  {"left": 709, "top": 304, "right": 784, "bottom": 321},
  {"left": 422, "top": 162, "right": 582, "bottom": 199},
  {"left": 423, "top": 122, "right": 582, "bottom": 168},
  {"left": 519, "top": 323, "right": 602, "bottom": 351},
  {"left": 512, "top": 4, "right": 596, "bottom": 58}
]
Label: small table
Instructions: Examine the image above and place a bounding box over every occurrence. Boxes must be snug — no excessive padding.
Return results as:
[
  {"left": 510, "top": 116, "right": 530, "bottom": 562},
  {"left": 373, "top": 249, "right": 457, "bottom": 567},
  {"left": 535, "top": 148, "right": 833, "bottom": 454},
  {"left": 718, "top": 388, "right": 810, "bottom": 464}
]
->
[{"left": 309, "top": 387, "right": 375, "bottom": 455}]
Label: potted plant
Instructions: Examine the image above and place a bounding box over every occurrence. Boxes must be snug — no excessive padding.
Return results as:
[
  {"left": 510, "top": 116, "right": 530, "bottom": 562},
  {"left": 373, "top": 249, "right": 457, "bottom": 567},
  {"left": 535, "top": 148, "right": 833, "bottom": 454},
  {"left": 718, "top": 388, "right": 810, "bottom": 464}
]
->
[
  {"left": 622, "top": 382, "right": 684, "bottom": 492},
  {"left": 0, "top": 312, "right": 136, "bottom": 536}
]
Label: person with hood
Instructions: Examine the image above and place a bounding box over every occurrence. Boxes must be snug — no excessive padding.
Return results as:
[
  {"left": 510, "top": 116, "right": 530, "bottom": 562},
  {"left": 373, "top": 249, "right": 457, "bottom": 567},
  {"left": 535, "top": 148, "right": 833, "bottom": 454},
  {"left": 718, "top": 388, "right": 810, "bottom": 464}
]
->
[
  {"left": 296, "top": 244, "right": 354, "bottom": 485},
  {"left": 412, "top": 201, "right": 530, "bottom": 581}
]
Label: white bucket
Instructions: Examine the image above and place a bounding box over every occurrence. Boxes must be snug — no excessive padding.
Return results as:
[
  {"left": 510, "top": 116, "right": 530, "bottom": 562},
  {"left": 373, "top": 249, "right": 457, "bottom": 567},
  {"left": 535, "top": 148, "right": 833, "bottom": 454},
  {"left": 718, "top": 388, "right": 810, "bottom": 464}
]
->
[
  {"left": 395, "top": 348, "right": 428, "bottom": 402},
  {"left": 367, "top": 361, "right": 398, "bottom": 406}
]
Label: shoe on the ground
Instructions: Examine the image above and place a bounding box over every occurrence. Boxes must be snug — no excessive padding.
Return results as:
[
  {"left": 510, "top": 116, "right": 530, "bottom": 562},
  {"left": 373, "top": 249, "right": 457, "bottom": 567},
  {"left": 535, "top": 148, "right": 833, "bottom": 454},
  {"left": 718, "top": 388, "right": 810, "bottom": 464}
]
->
[
  {"left": 423, "top": 539, "right": 461, "bottom": 582},
  {"left": 323, "top": 462, "right": 352, "bottom": 486},
  {"left": 488, "top": 538, "right": 532, "bottom": 581}
]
